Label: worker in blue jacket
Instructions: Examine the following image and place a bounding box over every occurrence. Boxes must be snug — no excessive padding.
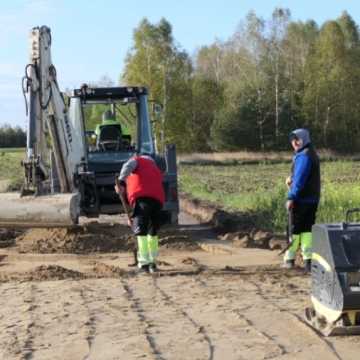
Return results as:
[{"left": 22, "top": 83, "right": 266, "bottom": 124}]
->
[{"left": 284, "top": 128, "right": 320, "bottom": 272}]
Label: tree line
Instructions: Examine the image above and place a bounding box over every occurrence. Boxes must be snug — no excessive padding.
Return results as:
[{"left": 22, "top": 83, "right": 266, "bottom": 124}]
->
[
  {"left": 121, "top": 9, "right": 360, "bottom": 153},
  {"left": 0, "top": 125, "right": 26, "bottom": 148}
]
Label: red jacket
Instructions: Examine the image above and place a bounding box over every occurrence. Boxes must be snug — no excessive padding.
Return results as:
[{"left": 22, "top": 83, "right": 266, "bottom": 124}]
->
[{"left": 126, "top": 156, "right": 165, "bottom": 206}]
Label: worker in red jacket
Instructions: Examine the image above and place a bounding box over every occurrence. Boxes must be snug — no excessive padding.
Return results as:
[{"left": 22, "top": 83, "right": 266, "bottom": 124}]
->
[{"left": 115, "top": 154, "right": 165, "bottom": 273}]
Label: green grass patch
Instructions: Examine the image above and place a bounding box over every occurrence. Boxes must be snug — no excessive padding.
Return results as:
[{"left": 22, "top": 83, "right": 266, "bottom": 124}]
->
[
  {"left": 179, "top": 160, "right": 360, "bottom": 231},
  {"left": 0, "top": 149, "right": 25, "bottom": 191},
  {"left": 0, "top": 147, "right": 26, "bottom": 153}
]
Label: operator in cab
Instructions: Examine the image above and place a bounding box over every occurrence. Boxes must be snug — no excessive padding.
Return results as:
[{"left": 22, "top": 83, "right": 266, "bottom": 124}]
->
[
  {"left": 95, "top": 110, "right": 121, "bottom": 137},
  {"left": 94, "top": 110, "right": 131, "bottom": 151}
]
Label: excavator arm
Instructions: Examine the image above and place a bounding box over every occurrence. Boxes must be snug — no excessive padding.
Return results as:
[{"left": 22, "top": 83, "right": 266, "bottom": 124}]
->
[
  {"left": 25, "top": 26, "right": 86, "bottom": 194},
  {"left": 0, "top": 26, "right": 86, "bottom": 227}
]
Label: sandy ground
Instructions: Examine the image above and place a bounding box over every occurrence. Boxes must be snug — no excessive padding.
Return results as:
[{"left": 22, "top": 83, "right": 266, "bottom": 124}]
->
[{"left": 0, "top": 213, "right": 360, "bottom": 359}]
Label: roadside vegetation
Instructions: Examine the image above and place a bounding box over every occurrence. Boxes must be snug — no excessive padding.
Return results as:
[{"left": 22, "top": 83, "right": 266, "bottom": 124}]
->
[
  {"left": 179, "top": 160, "right": 360, "bottom": 232},
  {"left": 0, "top": 148, "right": 25, "bottom": 191}
]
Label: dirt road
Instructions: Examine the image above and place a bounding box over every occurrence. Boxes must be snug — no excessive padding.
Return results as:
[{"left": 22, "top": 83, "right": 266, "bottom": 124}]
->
[{"left": 0, "top": 213, "right": 359, "bottom": 359}]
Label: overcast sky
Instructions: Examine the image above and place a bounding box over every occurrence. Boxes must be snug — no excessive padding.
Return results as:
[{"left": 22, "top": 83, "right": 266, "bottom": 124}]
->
[{"left": 0, "top": 0, "right": 359, "bottom": 128}]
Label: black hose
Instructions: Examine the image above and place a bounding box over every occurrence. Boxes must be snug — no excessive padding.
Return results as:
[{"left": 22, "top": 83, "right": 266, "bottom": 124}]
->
[{"left": 22, "top": 76, "right": 29, "bottom": 116}]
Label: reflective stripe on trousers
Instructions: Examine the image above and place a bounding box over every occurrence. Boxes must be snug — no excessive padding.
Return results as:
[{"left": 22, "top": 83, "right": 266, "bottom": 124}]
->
[
  {"left": 284, "top": 232, "right": 312, "bottom": 261},
  {"left": 148, "top": 235, "right": 159, "bottom": 263},
  {"left": 137, "top": 235, "right": 159, "bottom": 266}
]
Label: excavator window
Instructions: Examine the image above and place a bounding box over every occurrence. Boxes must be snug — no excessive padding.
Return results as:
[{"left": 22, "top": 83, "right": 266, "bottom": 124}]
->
[{"left": 96, "top": 124, "right": 123, "bottom": 151}]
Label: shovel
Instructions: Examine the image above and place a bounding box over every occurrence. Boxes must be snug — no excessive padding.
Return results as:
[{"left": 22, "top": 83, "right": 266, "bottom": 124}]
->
[
  {"left": 278, "top": 208, "right": 293, "bottom": 256},
  {"left": 115, "top": 177, "right": 138, "bottom": 267}
]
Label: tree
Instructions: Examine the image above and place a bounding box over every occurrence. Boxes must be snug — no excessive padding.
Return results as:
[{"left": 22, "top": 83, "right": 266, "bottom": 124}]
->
[
  {"left": 267, "top": 8, "right": 291, "bottom": 143},
  {"left": 122, "top": 18, "right": 193, "bottom": 151},
  {"left": 303, "top": 21, "right": 348, "bottom": 148}
]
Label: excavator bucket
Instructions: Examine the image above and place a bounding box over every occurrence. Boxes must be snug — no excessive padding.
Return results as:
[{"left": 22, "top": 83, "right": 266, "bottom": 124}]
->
[
  {"left": 305, "top": 218, "right": 360, "bottom": 336},
  {"left": 0, "top": 192, "right": 80, "bottom": 228}
]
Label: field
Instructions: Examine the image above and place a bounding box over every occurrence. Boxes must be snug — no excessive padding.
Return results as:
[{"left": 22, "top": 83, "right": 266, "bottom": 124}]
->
[
  {"left": 179, "top": 159, "right": 360, "bottom": 231},
  {"left": 2, "top": 148, "right": 360, "bottom": 229},
  {"left": 0, "top": 148, "right": 24, "bottom": 191},
  {"left": 0, "top": 150, "right": 360, "bottom": 358}
]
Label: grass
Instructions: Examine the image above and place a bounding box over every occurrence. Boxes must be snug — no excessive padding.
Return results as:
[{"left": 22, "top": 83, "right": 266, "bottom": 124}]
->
[
  {"left": 179, "top": 160, "right": 360, "bottom": 231},
  {"left": 0, "top": 148, "right": 25, "bottom": 191},
  {"left": 0, "top": 147, "right": 26, "bottom": 153},
  {"left": 1, "top": 149, "right": 360, "bottom": 231}
]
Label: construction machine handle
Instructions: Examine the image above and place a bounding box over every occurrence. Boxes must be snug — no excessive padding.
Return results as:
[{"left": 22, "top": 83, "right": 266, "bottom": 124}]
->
[
  {"left": 115, "top": 177, "right": 132, "bottom": 220},
  {"left": 344, "top": 208, "right": 360, "bottom": 228}
]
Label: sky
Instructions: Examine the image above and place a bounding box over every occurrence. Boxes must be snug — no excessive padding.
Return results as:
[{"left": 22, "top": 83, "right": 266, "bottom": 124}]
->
[{"left": 0, "top": 0, "right": 359, "bottom": 128}]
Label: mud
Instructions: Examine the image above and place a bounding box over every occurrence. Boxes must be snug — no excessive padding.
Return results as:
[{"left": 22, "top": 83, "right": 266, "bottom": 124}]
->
[
  {"left": 0, "top": 207, "right": 359, "bottom": 359},
  {"left": 181, "top": 193, "right": 256, "bottom": 232},
  {"left": 0, "top": 229, "right": 21, "bottom": 248},
  {"left": 15, "top": 223, "right": 133, "bottom": 254},
  {"left": 0, "top": 265, "right": 85, "bottom": 282},
  {"left": 10, "top": 222, "right": 200, "bottom": 254}
]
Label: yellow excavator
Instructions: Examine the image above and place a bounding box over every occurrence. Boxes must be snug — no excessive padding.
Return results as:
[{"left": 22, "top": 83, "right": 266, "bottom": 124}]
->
[{"left": 0, "top": 26, "right": 178, "bottom": 227}]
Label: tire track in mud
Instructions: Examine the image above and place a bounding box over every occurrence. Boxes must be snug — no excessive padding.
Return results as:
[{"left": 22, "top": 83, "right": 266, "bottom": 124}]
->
[
  {"left": 113, "top": 255, "right": 212, "bottom": 360},
  {"left": 232, "top": 307, "right": 287, "bottom": 358},
  {"left": 120, "top": 277, "right": 165, "bottom": 360},
  {"left": 242, "top": 274, "right": 344, "bottom": 360},
  {"left": 151, "top": 274, "right": 215, "bottom": 360},
  {"left": 204, "top": 267, "right": 344, "bottom": 359},
  {"left": 0, "top": 284, "right": 33, "bottom": 359},
  {"left": 169, "top": 263, "right": 288, "bottom": 360},
  {"left": 78, "top": 285, "right": 98, "bottom": 360},
  {"left": 21, "top": 283, "right": 36, "bottom": 360},
  {"left": 87, "top": 260, "right": 164, "bottom": 359},
  {"left": 3, "top": 283, "right": 37, "bottom": 360}
]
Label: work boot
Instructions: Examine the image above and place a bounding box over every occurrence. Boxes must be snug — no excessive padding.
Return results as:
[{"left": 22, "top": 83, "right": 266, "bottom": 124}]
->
[
  {"left": 304, "top": 259, "right": 312, "bottom": 273},
  {"left": 148, "top": 263, "right": 157, "bottom": 274},
  {"left": 137, "top": 264, "right": 149, "bottom": 274},
  {"left": 282, "top": 259, "right": 295, "bottom": 269}
]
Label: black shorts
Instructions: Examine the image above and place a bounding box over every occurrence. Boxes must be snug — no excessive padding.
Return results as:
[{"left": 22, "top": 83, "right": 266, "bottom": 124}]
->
[
  {"left": 292, "top": 202, "right": 318, "bottom": 234},
  {"left": 131, "top": 197, "right": 162, "bottom": 236}
]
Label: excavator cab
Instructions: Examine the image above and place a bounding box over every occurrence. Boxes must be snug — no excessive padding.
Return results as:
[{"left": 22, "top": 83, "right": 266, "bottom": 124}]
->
[{"left": 69, "top": 86, "right": 179, "bottom": 223}]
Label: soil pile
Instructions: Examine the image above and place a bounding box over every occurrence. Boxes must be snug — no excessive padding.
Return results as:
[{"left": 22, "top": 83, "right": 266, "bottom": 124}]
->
[
  {"left": 159, "top": 234, "right": 200, "bottom": 251},
  {"left": 14, "top": 223, "right": 200, "bottom": 254},
  {"left": 0, "top": 265, "right": 84, "bottom": 282},
  {"left": 15, "top": 222, "right": 133, "bottom": 254}
]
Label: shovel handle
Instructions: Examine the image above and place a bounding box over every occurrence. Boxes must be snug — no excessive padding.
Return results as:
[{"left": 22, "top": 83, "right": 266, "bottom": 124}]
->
[
  {"left": 115, "top": 177, "right": 132, "bottom": 221},
  {"left": 278, "top": 209, "right": 294, "bottom": 256}
]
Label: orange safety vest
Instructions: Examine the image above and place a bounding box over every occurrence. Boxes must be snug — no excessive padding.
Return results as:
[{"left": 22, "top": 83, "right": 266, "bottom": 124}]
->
[{"left": 126, "top": 156, "right": 165, "bottom": 206}]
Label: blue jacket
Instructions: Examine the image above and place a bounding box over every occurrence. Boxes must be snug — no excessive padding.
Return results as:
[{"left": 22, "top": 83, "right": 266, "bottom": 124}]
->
[{"left": 288, "top": 145, "right": 320, "bottom": 203}]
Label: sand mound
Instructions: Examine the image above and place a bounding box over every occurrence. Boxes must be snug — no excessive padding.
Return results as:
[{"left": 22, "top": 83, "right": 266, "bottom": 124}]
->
[
  {"left": 159, "top": 234, "right": 200, "bottom": 250},
  {"left": 0, "top": 265, "right": 84, "bottom": 282},
  {"left": 14, "top": 223, "right": 200, "bottom": 254},
  {"left": 16, "top": 222, "right": 133, "bottom": 254}
]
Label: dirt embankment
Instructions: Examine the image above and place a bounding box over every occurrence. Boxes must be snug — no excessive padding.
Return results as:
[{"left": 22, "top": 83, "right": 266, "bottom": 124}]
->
[
  {"left": 0, "top": 221, "right": 200, "bottom": 254},
  {"left": 180, "top": 194, "right": 286, "bottom": 251},
  {"left": 15, "top": 223, "right": 133, "bottom": 254}
]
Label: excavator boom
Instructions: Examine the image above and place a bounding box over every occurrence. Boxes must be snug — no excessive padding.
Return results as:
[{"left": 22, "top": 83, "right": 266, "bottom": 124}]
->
[
  {"left": 0, "top": 26, "right": 85, "bottom": 227},
  {"left": 0, "top": 25, "right": 179, "bottom": 228}
]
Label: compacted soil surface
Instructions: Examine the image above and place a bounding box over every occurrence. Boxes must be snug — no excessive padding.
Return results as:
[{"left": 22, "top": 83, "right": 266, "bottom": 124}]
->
[{"left": 0, "top": 212, "right": 359, "bottom": 359}]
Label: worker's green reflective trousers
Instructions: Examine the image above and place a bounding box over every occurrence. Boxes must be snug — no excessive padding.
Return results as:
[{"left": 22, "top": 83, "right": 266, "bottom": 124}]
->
[
  {"left": 284, "top": 232, "right": 312, "bottom": 261},
  {"left": 137, "top": 235, "right": 159, "bottom": 266}
]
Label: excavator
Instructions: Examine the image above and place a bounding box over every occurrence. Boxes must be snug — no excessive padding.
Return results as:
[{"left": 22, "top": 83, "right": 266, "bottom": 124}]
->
[{"left": 0, "top": 26, "right": 178, "bottom": 227}]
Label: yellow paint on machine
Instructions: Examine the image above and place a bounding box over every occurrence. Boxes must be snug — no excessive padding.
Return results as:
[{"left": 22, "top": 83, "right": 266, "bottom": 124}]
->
[
  {"left": 312, "top": 252, "right": 331, "bottom": 272},
  {"left": 311, "top": 296, "right": 342, "bottom": 323}
]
